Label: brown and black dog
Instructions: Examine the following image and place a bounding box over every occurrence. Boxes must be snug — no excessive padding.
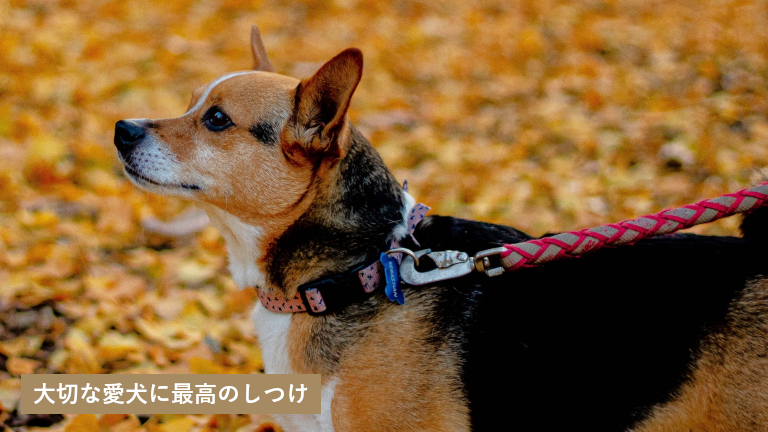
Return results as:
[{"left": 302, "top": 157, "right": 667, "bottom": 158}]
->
[{"left": 114, "top": 27, "right": 768, "bottom": 431}]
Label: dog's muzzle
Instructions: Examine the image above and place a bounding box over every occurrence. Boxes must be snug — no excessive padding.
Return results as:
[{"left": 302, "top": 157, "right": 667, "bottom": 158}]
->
[{"left": 114, "top": 120, "right": 146, "bottom": 158}]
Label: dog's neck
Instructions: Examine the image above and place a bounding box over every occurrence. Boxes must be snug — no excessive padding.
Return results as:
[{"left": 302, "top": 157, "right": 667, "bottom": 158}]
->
[{"left": 204, "top": 126, "right": 409, "bottom": 296}]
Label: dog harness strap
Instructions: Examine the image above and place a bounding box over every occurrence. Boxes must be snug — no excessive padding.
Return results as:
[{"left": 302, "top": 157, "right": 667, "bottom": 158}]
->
[
  {"left": 256, "top": 203, "right": 430, "bottom": 315},
  {"left": 499, "top": 182, "right": 768, "bottom": 270}
]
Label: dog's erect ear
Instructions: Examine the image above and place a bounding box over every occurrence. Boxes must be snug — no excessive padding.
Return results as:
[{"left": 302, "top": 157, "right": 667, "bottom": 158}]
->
[
  {"left": 250, "top": 25, "right": 275, "bottom": 72},
  {"left": 286, "top": 48, "right": 363, "bottom": 160}
]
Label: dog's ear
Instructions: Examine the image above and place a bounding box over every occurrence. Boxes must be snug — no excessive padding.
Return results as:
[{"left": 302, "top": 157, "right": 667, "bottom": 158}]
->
[
  {"left": 250, "top": 25, "right": 275, "bottom": 72},
  {"left": 285, "top": 48, "right": 363, "bottom": 161}
]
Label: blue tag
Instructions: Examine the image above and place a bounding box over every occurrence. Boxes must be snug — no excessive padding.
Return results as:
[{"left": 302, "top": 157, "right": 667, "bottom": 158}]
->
[{"left": 380, "top": 252, "right": 405, "bottom": 305}]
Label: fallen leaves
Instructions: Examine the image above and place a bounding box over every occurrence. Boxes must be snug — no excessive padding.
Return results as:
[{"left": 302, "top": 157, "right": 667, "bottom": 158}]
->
[
  {"left": 0, "top": 378, "right": 22, "bottom": 413},
  {"left": 1, "top": 0, "right": 768, "bottom": 430},
  {"left": 63, "top": 413, "right": 99, "bottom": 432}
]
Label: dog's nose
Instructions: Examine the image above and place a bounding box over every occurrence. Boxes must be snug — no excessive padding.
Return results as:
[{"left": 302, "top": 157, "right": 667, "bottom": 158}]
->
[{"left": 114, "top": 120, "right": 146, "bottom": 153}]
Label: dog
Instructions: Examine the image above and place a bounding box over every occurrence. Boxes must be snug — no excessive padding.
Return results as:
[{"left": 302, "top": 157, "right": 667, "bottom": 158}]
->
[{"left": 114, "top": 26, "right": 768, "bottom": 431}]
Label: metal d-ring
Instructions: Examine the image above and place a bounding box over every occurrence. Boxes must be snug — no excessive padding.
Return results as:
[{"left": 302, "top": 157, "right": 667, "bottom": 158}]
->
[{"left": 385, "top": 247, "right": 420, "bottom": 267}]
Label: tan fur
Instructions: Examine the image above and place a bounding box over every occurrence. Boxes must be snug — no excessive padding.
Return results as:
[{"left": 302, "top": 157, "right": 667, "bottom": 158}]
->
[
  {"left": 168, "top": 73, "right": 308, "bottom": 216},
  {"left": 331, "top": 311, "right": 470, "bottom": 431},
  {"left": 156, "top": 72, "right": 323, "bottom": 290},
  {"left": 635, "top": 276, "right": 768, "bottom": 432},
  {"left": 250, "top": 25, "right": 276, "bottom": 72},
  {"left": 284, "top": 295, "right": 470, "bottom": 432}
]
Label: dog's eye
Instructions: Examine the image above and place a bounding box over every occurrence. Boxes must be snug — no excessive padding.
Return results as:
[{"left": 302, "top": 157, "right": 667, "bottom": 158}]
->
[{"left": 202, "top": 107, "right": 234, "bottom": 131}]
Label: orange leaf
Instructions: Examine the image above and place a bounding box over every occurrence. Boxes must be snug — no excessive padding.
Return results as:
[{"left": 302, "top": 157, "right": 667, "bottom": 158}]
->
[{"left": 65, "top": 414, "right": 100, "bottom": 432}]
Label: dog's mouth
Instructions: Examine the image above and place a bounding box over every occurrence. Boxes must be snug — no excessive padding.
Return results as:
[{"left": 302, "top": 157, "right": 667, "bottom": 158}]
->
[{"left": 123, "top": 163, "right": 201, "bottom": 191}]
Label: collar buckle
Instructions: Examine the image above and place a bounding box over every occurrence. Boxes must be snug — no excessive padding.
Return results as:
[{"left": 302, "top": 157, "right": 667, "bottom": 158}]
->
[
  {"left": 297, "top": 262, "right": 370, "bottom": 316},
  {"left": 297, "top": 285, "right": 327, "bottom": 316}
]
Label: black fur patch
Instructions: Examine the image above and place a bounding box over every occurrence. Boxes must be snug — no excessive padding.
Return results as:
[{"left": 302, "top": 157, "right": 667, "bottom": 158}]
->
[
  {"left": 740, "top": 206, "right": 768, "bottom": 243},
  {"left": 402, "top": 218, "right": 768, "bottom": 431},
  {"left": 264, "top": 126, "right": 405, "bottom": 291},
  {"left": 261, "top": 126, "right": 406, "bottom": 376},
  {"left": 249, "top": 121, "right": 278, "bottom": 145}
]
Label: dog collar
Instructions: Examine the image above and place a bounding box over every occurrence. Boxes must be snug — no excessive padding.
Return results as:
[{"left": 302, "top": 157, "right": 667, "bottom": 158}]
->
[{"left": 255, "top": 203, "right": 430, "bottom": 315}]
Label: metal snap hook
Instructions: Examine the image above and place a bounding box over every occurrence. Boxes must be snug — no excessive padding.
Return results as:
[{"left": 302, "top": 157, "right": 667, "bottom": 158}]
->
[{"left": 399, "top": 249, "right": 475, "bottom": 285}]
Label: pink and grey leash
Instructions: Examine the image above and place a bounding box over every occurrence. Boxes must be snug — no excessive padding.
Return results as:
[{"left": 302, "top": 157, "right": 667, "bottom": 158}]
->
[
  {"left": 498, "top": 182, "right": 768, "bottom": 271},
  {"left": 259, "top": 182, "right": 768, "bottom": 313},
  {"left": 400, "top": 182, "right": 768, "bottom": 285}
]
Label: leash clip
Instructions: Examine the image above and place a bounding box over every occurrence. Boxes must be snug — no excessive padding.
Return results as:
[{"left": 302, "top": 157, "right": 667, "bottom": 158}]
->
[
  {"left": 399, "top": 249, "right": 475, "bottom": 285},
  {"left": 399, "top": 246, "right": 509, "bottom": 285}
]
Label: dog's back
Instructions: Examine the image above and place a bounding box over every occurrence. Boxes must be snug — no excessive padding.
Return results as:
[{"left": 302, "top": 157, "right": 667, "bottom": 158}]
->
[{"left": 404, "top": 215, "right": 768, "bottom": 431}]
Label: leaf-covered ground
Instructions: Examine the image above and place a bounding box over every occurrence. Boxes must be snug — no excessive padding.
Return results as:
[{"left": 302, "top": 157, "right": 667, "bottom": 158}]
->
[{"left": 1, "top": 0, "right": 767, "bottom": 430}]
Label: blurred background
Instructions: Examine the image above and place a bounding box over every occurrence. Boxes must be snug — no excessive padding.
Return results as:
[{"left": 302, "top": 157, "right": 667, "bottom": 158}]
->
[{"left": 0, "top": 0, "right": 766, "bottom": 430}]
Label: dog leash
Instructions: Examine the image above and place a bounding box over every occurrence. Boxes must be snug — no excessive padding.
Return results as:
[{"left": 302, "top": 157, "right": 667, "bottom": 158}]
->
[{"left": 399, "top": 182, "right": 768, "bottom": 285}]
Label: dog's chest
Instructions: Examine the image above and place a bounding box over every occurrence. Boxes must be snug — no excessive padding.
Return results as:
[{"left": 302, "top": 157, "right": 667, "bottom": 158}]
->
[
  {"left": 252, "top": 304, "right": 338, "bottom": 432},
  {"left": 251, "top": 303, "right": 294, "bottom": 374}
]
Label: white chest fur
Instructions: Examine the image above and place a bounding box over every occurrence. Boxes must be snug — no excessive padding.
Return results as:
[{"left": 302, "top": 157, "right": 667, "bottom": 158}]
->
[{"left": 202, "top": 205, "right": 267, "bottom": 289}]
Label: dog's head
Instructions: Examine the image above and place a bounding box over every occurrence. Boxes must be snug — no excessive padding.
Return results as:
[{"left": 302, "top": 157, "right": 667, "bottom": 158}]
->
[{"left": 114, "top": 26, "right": 363, "bottom": 224}]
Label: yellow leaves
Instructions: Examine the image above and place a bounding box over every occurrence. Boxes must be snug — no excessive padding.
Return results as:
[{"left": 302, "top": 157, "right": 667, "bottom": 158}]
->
[
  {"left": 10, "top": 112, "right": 41, "bottom": 142},
  {"left": 224, "top": 289, "right": 258, "bottom": 316},
  {"left": 196, "top": 291, "right": 225, "bottom": 316},
  {"left": 161, "top": 417, "right": 196, "bottom": 432},
  {"left": 64, "top": 327, "right": 103, "bottom": 374},
  {"left": 62, "top": 414, "right": 144, "bottom": 432},
  {"left": 177, "top": 259, "right": 217, "bottom": 286},
  {"left": 189, "top": 357, "right": 228, "bottom": 375},
  {"left": 82, "top": 266, "right": 148, "bottom": 302},
  {"left": 226, "top": 341, "right": 264, "bottom": 373},
  {"left": 178, "top": 303, "right": 209, "bottom": 332},
  {"left": 18, "top": 210, "right": 59, "bottom": 230},
  {"left": 99, "top": 414, "right": 133, "bottom": 429},
  {"left": 97, "top": 197, "right": 138, "bottom": 237},
  {"left": 29, "top": 243, "right": 83, "bottom": 282},
  {"left": 72, "top": 140, "right": 115, "bottom": 168},
  {"left": 135, "top": 318, "right": 202, "bottom": 351},
  {"left": 198, "top": 227, "right": 226, "bottom": 253},
  {"left": 1, "top": 0, "right": 767, "bottom": 430},
  {"left": 573, "top": 19, "right": 605, "bottom": 53},
  {"left": 65, "top": 414, "right": 100, "bottom": 432},
  {"left": 109, "top": 416, "right": 143, "bottom": 432},
  {"left": 0, "top": 335, "right": 43, "bottom": 357},
  {"left": 84, "top": 169, "right": 123, "bottom": 196},
  {"left": 97, "top": 331, "right": 143, "bottom": 362},
  {"left": 0, "top": 378, "right": 22, "bottom": 412},
  {"left": 29, "top": 134, "right": 68, "bottom": 165},
  {"left": 24, "top": 135, "right": 71, "bottom": 189},
  {"left": 152, "top": 295, "right": 185, "bottom": 320},
  {"left": 6, "top": 357, "right": 41, "bottom": 375},
  {"left": 582, "top": 88, "right": 603, "bottom": 111},
  {"left": 699, "top": 59, "right": 720, "bottom": 81},
  {"left": 516, "top": 27, "right": 543, "bottom": 60}
]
